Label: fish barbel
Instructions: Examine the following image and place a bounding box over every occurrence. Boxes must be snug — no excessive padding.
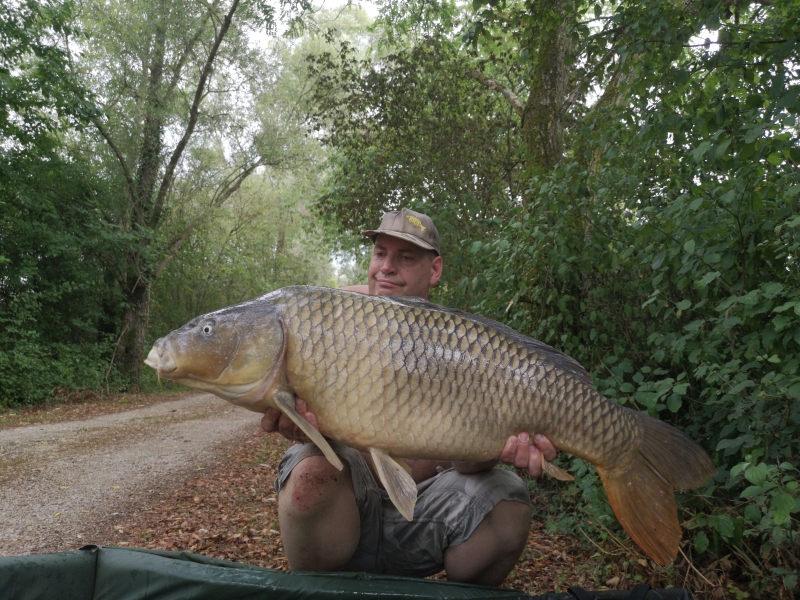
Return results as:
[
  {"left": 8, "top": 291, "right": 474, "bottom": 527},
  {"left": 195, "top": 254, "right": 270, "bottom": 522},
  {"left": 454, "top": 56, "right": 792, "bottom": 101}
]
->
[{"left": 144, "top": 286, "right": 715, "bottom": 565}]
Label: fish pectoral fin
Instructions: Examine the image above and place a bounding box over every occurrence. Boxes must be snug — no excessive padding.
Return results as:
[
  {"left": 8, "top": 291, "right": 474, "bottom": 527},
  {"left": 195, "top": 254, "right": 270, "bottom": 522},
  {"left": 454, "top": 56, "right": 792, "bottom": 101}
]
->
[
  {"left": 272, "top": 390, "right": 344, "bottom": 471},
  {"left": 392, "top": 456, "right": 413, "bottom": 475},
  {"left": 370, "top": 448, "right": 417, "bottom": 522},
  {"left": 541, "top": 456, "right": 574, "bottom": 481}
]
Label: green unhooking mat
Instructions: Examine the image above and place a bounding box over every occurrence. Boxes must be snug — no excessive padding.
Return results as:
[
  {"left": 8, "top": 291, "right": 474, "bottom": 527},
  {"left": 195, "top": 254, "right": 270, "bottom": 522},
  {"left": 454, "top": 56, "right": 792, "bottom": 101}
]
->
[{"left": 0, "top": 545, "right": 693, "bottom": 600}]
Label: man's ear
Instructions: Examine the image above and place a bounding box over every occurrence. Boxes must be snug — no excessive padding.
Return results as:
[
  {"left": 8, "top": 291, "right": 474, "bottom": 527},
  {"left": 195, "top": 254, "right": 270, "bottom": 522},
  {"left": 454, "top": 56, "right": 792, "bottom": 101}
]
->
[{"left": 429, "top": 255, "right": 443, "bottom": 286}]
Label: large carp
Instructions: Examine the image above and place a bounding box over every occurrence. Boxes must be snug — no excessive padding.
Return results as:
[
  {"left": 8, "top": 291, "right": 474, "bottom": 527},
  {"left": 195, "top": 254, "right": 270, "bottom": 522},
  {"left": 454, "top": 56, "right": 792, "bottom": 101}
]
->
[{"left": 144, "top": 286, "right": 715, "bottom": 565}]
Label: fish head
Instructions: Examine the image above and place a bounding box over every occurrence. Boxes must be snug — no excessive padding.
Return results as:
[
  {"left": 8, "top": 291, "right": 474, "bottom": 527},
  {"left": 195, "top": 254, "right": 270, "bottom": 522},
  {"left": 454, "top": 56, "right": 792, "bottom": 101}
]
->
[{"left": 144, "top": 299, "right": 285, "bottom": 408}]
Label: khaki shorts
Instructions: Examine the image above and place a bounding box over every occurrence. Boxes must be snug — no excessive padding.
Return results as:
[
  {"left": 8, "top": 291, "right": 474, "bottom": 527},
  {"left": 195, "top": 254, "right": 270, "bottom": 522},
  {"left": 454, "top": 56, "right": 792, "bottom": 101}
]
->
[{"left": 274, "top": 441, "right": 531, "bottom": 577}]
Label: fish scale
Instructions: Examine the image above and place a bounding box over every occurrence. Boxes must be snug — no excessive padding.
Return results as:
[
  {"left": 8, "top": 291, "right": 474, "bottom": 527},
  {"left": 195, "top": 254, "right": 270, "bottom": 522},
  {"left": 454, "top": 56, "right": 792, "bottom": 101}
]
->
[
  {"left": 283, "top": 288, "right": 627, "bottom": 463},
  {"left": 145, "top": 285, "right": 716, "bottom": 565}
]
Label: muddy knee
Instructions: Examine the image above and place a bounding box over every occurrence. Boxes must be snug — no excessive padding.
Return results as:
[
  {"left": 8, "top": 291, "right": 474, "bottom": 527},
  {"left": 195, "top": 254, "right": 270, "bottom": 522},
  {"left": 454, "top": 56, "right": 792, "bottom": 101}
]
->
[{"left": 280, "top": 454, "right": 352, "bottom": 515}]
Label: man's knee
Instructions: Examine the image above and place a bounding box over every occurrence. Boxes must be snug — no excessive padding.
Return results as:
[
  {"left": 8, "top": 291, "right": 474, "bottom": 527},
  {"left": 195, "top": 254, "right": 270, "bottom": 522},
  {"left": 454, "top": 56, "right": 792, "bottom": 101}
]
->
[
  {"left": 473, "top": 499, "right": 531, "bottom": 554},
  {"left": 280, "top": 454, "right": 354, "bottom": 515},
  {"left": 444, "top": 500, "right": 531, "bottom": 586},
  {"left": 278, "top": 454, "right": 361, "bottom": 571}
]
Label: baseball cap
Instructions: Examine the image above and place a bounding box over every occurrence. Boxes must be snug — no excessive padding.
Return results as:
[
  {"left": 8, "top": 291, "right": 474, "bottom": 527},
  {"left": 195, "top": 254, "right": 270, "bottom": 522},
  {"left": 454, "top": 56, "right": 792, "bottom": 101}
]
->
[{"left": 360, "top": 208, "right": 441, "bottom": 255}]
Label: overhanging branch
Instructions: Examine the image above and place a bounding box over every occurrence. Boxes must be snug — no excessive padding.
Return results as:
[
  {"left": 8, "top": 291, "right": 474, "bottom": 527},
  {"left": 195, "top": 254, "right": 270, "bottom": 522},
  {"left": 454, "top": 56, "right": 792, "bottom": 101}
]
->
[
  {"left": 92, "top": 115, "right": 136, "bottom": 200},
  {"left": 154, "top": 158, "right": 263, "bottom": 278},
  {"left": 469, "top": 69, "right": 524, "bottom": 116},
  {"left": 150, "top": 0, "right": 241, "bottom": 230}
]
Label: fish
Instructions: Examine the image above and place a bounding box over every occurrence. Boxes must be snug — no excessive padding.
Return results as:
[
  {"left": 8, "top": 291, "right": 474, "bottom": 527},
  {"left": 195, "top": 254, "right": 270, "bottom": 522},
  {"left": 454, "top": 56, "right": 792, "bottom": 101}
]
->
[{"left": 144, "top": 285, "right": 716, "bottom": 565}]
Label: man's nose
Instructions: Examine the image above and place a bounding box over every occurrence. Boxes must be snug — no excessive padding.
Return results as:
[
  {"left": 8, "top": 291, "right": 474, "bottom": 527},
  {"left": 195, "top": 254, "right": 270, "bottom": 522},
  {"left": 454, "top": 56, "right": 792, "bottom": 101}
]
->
[{"left": 380, "top": 255, "right": 397, "bottom": 273}]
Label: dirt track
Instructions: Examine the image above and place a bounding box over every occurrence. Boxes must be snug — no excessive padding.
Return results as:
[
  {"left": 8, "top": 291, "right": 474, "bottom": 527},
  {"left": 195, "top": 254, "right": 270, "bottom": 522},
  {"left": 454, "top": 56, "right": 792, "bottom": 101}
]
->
[{"left": 0, "top": 394, "right": 260, "bottom": 556}]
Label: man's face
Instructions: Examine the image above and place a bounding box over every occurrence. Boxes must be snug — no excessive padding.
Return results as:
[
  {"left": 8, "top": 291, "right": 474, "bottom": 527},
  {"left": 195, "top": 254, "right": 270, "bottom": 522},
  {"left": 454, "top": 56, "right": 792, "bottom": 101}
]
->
[{"left": 367, "top": 234, "right": 443, "bottom": 299}]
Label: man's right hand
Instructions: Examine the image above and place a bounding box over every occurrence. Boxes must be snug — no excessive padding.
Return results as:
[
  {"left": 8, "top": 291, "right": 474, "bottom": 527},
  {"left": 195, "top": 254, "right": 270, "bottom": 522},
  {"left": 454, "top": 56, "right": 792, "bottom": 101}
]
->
[
  {"left": 261, "top": 397, "right": 319, "bottom": 443},
  {"left": 499, "top": 432, "right": 557, "bottom": 478}
]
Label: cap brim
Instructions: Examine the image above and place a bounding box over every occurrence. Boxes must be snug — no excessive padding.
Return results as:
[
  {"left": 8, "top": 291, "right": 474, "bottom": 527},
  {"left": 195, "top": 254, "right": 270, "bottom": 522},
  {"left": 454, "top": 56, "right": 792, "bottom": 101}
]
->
[{"left": 360, "top": 229, "right": 437, "bottom": 253}]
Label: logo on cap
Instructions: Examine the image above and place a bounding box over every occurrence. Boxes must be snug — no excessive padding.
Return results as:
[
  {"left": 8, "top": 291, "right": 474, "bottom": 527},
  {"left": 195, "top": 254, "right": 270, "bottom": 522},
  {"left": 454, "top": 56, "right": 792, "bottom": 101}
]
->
[{"left": 406, "top": 215, "right": 426, "bottom": 231}]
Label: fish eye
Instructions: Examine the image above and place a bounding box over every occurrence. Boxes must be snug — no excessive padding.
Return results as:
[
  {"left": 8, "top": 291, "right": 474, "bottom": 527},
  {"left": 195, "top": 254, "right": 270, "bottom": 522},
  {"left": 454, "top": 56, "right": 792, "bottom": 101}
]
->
[{"left": 200, "top": 321, "right": 215, "bottom": 335}]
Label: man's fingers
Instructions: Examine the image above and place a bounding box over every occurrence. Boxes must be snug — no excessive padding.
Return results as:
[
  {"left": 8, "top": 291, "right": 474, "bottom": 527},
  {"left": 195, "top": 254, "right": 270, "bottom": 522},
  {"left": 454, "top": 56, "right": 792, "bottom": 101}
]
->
[
  {"left": 499, "top": 436, "right": 519, "bottom": 464},
  {"left": 278, "top": 414, "right": 298, "bottom": 439},
  {"left": 513, "top": 432, "right": 530, "bottom": 469},
  {"left": 303, "top": 409, "right": 319, "bottom": 431},
  {"left": 261, "top": 408, "right": 281, "bottom": 433},
  {"left": 534, "top": 433, "right": 557, "bottom": 461},
  {"left": 527, "top": 444, "right": 543, "bottom": 478}
]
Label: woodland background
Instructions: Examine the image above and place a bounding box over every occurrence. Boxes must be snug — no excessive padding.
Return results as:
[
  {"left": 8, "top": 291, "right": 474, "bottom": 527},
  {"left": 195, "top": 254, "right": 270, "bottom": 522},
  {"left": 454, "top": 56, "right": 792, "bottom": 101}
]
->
[{"left": 1, "top": 0, "right": 797, "bottom": 596}]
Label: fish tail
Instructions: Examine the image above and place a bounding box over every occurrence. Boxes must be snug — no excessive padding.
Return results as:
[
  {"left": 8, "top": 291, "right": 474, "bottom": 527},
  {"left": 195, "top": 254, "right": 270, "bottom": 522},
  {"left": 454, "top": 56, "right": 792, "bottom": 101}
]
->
[{"left": 595, "top": 413, "right": 716, "bottom": 565}]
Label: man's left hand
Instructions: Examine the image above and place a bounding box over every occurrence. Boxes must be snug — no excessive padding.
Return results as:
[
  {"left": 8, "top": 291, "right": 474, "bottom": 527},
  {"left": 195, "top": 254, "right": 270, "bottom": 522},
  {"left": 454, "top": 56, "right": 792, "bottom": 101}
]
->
[{"left": 499, "top": 432, "right": 557, "bottom": 478}]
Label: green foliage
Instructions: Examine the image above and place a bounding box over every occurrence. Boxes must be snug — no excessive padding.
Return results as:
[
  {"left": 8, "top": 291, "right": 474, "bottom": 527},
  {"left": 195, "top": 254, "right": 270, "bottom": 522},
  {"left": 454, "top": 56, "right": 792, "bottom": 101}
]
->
[
  {"left": 0, "top": 0, "right": 97, "bottom": 146},
  {"left": 148, "top": 172, "right": 334, "bottom": 337},
  {"left": 0, "top": 148, "right": 130, "bottom": 404},
  {"left": 307, "top": 32, "right": 525, "bottom": 305},
  {"left": 463, "top": 0, "right": 800, "bottom": 591},
  {"left": 0, "top": 0, "right": 129, "bottom": 405},
  {"left": 311, "top": 0, "right": 799, "bottom": 592}
]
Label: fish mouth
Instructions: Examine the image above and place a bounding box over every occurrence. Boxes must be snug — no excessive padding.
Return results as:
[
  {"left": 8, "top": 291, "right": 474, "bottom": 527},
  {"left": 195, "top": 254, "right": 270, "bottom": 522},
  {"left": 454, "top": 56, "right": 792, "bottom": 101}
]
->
[{"left": 144, "top": 345, "right": 177, "bottom": 375}]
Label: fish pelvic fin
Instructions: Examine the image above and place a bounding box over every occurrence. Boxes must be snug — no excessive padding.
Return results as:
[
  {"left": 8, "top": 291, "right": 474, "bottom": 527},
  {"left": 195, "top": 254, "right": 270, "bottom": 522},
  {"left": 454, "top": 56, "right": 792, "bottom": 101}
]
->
[
  {"left": 597, "top": 413, "right": 716, "bottom": 566},
  {"left": 541, "top": 456, "right": 574, "bottom": 481},
  {"left": 370, "top": 448, "right": 417, "bottom": 521},
  {"left": 272, "top": 390, "right": 344, "bottom": 471}
]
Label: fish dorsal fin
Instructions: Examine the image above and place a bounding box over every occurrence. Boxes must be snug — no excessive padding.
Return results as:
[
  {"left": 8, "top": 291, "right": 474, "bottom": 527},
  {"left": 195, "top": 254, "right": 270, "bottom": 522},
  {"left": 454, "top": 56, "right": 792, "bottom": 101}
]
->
[
  {"left": 541, "top": 456, "right": 574, "bottom": 481},
  {"left": 272, "top": 390, "right": 344, "bottom": 471},
  {"left": 370, "top": 448, "right": 417, "bottom": 521}
]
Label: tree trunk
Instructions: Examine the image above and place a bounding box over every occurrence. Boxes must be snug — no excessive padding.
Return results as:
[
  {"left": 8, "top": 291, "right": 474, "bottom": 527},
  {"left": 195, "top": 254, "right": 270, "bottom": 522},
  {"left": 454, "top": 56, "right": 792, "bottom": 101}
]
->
[
  {"left": 521, "top": 0, "right": 573, "bottom": 182},
  {"left": 93, "top": 0, "right": 266, "bottom": 386},
  {"left": 117, "top": 277, "right": 152, "bottom": 384},
  {"left": 115, "top": 16, "right": 167, "bottom": 385}
]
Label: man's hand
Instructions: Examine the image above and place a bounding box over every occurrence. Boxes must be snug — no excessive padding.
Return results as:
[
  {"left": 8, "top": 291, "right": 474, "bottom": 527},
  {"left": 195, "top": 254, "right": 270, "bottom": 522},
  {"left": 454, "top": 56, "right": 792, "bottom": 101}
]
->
[
  {"left": 261, "top": 397, "right": 319, "bottom": 443},
  {"left": 499, "top": 433, "right": 557, "bottom": 478}
]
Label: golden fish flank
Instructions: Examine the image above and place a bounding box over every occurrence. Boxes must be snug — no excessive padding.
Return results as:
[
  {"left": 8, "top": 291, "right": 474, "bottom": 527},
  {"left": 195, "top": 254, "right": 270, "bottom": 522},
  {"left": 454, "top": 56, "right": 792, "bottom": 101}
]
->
[
  {"left": 406, "top": 215, "right": 426, "bottom": 231},
  {"left": 144, "top": 286, "right": 716, "bottom": 566}
]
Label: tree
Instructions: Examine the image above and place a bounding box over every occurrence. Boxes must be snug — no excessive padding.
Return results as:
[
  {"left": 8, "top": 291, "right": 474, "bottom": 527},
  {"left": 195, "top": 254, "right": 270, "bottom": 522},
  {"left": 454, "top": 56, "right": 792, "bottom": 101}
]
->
[
  {"left": 149, "top": 170, "right": 335, "bottom": 338},
  {"left": 72, "top": 0, "right": 310, "bottom": 384},
  {"left": 470, "top": 1, "right": 800, "bottom": 593}
]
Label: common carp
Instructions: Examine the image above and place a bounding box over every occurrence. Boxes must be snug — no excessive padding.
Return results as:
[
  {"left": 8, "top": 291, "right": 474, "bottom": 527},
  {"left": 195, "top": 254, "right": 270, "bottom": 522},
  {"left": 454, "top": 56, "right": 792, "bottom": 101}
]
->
[{"left": 144, "top": 286, "right": 715, "bottom": 565}]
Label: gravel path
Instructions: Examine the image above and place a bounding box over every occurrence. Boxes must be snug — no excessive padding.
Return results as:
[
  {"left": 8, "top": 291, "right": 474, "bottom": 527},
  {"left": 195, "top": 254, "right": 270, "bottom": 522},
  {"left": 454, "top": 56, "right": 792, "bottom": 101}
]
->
[{"left": 0, "top": 394, "right": 260, "bottom": 556}]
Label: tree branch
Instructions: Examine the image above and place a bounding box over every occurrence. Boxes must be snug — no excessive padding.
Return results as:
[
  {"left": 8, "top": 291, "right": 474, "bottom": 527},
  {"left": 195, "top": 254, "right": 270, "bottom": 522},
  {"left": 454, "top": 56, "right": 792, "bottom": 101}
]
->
[
  {"left": 150, "top": 0, "right": 241, "bottom": 230},
  {"left": 154, "top": 159, "right": 262, "bottom": 278},
  {"left": 166, "top": 1, "right": 222, "bottom": 97},
  {"left": 469, "top": 69, "right": 524, "bottom": 116},
  {"left": 92, "top": 115, "right": 136, "bottom": 201}
]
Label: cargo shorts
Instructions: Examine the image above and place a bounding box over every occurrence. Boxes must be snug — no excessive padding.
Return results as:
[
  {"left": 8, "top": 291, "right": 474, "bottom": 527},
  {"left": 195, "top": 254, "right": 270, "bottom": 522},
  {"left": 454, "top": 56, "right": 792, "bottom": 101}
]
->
[{"left": 274, "top": 441, "right": 531, "bottom": 577}]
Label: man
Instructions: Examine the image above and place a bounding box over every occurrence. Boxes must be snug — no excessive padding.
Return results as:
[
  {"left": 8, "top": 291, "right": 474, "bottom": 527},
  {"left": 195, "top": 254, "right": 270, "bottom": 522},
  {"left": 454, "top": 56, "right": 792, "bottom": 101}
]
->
[{"left": 262, "top": 208, "right": 557, "bottom": 586}]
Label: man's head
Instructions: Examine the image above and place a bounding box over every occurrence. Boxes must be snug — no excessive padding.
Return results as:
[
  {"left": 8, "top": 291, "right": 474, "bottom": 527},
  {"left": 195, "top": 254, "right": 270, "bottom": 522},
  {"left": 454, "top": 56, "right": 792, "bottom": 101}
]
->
[{"left": 361, "top": 208, "right": 443, "bottom": 299}]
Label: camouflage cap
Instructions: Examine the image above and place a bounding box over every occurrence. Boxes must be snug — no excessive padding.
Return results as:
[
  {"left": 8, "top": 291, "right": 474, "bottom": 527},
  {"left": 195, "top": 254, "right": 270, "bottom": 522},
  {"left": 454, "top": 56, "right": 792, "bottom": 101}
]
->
[{"left": 360, "top": 208, "right": 441, "bottom": 256}]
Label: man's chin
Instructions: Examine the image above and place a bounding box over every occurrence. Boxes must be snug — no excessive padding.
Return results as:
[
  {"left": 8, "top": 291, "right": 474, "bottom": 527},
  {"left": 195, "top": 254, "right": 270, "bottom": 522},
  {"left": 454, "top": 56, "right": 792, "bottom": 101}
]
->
[{"left": 372, "top": 283, "right": 401, "bottom": 296}]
